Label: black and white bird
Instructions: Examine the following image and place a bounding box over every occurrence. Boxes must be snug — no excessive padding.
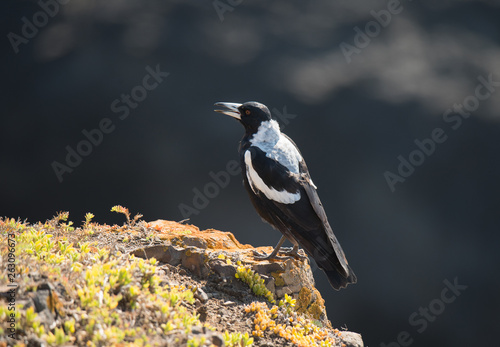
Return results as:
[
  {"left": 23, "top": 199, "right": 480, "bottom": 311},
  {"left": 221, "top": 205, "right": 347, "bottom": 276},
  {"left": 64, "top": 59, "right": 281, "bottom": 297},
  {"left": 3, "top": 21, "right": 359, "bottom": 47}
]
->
[{"left": 214, "top": 101, "right": 357, "bottom": 290}]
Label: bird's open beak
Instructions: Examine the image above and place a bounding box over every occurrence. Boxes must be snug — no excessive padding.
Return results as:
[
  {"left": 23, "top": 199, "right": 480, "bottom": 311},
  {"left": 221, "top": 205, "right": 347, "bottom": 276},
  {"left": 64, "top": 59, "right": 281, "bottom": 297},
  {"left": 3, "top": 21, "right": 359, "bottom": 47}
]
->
[{"left": 214, "top": 102, "right": 242, "bottom": 120}]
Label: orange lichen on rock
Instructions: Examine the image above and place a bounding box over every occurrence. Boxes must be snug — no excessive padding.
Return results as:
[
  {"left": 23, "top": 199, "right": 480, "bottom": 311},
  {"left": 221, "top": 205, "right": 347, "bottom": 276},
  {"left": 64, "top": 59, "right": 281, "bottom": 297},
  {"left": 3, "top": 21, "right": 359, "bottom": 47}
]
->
[{"left": 145, "top": 220, "right": 254, "bottom": 250}]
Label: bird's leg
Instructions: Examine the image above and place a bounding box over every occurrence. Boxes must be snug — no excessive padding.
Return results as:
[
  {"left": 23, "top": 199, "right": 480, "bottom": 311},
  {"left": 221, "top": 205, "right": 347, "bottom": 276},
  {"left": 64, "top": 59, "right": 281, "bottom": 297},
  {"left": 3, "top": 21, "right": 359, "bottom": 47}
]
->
[
  {"left": 253, "top": 236, "right": 307, "bottom": 261},
  {"left": 252, "top": 235, "right": 289, "bottom": 260},
  {"left": 278, "top": 238, "right": 308, "bottom": 260}
]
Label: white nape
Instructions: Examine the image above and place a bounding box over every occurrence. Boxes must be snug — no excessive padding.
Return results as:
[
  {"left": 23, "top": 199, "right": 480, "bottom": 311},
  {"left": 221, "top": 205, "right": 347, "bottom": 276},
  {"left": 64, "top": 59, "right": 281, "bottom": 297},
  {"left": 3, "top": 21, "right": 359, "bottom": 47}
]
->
[{"left": 250, "top": 120, "right": 302, "bottom": 174}]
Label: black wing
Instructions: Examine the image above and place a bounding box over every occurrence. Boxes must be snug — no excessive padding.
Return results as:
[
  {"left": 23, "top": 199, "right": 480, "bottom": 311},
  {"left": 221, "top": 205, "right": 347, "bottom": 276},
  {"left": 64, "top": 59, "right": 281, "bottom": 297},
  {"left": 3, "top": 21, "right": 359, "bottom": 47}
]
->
[{"left": 242, "top": 146, "right": 356, "bottom": 288}]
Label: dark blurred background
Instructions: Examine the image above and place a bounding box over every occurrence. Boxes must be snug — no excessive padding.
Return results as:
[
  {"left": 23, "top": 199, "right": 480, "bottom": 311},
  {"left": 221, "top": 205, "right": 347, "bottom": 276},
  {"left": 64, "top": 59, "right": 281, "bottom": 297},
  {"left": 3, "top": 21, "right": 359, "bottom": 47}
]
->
[{"left": 2, "top": 0, "right": 499, "bottom": 346}]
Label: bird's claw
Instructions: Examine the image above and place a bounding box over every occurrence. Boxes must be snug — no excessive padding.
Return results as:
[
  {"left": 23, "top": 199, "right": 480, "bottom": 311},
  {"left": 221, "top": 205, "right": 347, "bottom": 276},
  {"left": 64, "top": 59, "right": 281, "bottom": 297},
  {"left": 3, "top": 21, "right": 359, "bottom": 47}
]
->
[
  {"left": 251, "top": 249, "right": 266, "bottom": 258},
  {"left": 252, "top": 248, "right": 307, "bottom": 261},
  {"left": 251, "top": 250, "right": 289, "bottom": 261},
  {"left": 279, "top": 248, "right": 308, "bottom": 260}
]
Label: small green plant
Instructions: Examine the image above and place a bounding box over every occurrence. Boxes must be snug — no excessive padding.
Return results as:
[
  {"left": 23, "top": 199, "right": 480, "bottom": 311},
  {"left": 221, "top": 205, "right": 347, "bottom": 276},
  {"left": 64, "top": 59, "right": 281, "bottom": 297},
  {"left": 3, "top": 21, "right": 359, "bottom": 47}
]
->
[
  {"left": 187, "top": 336, "right": 206, "bottom": 347},
  {"left": 78, "top": 241, "right": 92, "bottom": 255},
  {"left": 53, "top": 211, "right": 69, "bottom": 224},
  {"left": 126, "top": 285, "right": 141, "bottom": 309},
  {"left": 83, "top": 212, "right": 94, "bottom": 227},
  {"left": 45, "top": 327, "right": 71, "bottom": 345},
  {"left": 111, "top": 205, "right": 143, "bottom": 226},
  {"left": 223, "top": 331, "right": 254, "bottom": 346},
  {"left": 82, "top": 212, "right": 95, "bottom": 235},
  {"left": 49, "top": 211, "right": 74, "bottom": 232},
  {"left": 278, "top": 293, "right": 296, "bottom": 316},
  {"left": 58, "top": 240, "right": 75, "bottom": 255},
  {"left": 64, "top": 319, "right": 76, "bottom": 334},
  {"left": 24, "top": 306, "right": 37, "bottom": 327},
  {"left": 235, "top": 263, "right": 275, "bottom": 303}
]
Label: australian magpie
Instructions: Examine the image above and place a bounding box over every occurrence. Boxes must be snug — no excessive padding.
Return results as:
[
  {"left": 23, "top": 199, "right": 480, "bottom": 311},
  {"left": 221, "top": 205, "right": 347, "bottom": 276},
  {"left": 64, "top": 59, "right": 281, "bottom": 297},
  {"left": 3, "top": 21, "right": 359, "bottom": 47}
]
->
[{"left": 214, "top": 101, "right": 357, "bottom": 290}]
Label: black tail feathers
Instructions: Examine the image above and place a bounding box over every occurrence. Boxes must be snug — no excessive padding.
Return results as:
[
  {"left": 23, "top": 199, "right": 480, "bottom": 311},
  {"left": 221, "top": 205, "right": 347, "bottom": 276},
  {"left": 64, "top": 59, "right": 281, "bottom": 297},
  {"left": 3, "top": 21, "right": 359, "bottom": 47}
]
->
[{"left": 324, "top": 264, "right": 357, "bottom": 291}]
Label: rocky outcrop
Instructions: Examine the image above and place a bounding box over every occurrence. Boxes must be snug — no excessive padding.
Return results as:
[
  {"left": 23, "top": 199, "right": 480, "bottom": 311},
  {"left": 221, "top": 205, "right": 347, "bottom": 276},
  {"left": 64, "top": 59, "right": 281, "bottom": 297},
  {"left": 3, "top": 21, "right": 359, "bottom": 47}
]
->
[{"left": 130, "top": 220, "right": 363, "bottom": 346}]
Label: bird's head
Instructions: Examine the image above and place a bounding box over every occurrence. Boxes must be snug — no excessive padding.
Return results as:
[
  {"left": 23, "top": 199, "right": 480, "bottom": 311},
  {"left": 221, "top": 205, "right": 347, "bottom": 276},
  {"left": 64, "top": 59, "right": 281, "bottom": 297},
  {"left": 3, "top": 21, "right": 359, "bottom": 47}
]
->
[{"left": 214, "top": 101, "right": 272, "bottom": 133}]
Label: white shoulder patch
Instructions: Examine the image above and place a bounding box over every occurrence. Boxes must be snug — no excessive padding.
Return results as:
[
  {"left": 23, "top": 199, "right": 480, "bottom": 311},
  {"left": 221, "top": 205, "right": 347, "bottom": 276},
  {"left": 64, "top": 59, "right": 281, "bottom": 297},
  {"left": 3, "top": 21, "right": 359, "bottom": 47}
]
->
[
  {"left": 244, "top": 150, "right": 301, "bottom": 204},
  {"left": 250, "top": 120, "right": 302, "bottom": 174}
]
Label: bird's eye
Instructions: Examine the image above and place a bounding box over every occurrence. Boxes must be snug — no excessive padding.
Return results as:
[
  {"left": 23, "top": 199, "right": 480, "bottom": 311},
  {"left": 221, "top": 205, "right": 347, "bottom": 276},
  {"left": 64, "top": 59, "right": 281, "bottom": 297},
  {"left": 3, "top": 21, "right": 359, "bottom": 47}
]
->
[{"left": 245, "top": 110, "right": 251, "bottom": 115}]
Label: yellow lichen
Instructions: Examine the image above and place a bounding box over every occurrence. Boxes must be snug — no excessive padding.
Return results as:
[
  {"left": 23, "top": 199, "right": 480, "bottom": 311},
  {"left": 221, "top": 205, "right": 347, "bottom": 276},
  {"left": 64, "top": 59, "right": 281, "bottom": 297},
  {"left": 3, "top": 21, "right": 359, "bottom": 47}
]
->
[
  {"left": 296, "top": 287, "right": 313, "bottom": 314},
  {"left": 271, "top": 271, "right": 285, "bottom": 287},
  {"left": 307, "top": 288, "right": 326, "bottom": 320}
]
